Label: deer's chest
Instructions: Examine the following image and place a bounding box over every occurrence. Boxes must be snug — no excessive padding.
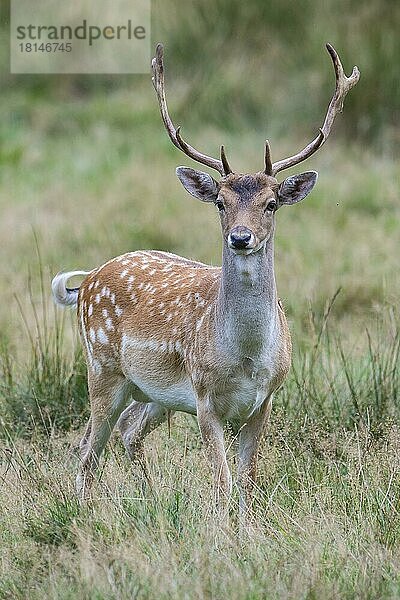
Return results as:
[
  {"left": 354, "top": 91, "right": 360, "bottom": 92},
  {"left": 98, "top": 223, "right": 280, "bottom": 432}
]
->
[{"left": 209, "top": 354, "right": 277, "bottom": 422}]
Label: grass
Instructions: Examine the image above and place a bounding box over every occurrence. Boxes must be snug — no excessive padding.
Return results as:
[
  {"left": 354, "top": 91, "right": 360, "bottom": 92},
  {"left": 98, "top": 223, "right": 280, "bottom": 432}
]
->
[
  {"left": 0, "top": 296, "right": 399, "bottom": 598},
  {"left": 3, "top": 429, "right": 400, "bottom": 598},
  {"left": 0, "top": 0, "right": 399, "bottom": 596}
]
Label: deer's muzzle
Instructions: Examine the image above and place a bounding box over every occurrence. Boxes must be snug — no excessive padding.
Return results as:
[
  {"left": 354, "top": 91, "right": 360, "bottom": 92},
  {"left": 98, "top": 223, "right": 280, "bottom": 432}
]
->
[{"left": 228, "top": 227, "right": 256, "bottom": 250}]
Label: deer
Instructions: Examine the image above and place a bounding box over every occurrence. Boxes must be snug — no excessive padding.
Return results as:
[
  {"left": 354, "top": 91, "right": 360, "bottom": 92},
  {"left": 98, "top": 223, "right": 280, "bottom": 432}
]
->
[{"left": 52, "top": 43, "right": 359, "bottom": 522}]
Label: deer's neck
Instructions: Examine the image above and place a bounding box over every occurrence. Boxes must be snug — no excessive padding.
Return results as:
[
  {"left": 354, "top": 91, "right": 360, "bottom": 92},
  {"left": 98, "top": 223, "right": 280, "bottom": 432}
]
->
[{"left": 216, "top": 235, "right": 279, "bottom": 359}]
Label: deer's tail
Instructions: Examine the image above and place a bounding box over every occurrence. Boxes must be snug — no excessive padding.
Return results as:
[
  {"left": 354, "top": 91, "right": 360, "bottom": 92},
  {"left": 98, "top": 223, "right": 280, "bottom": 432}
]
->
[{"left": 51, "top": 270, "right": 91, "bottom": 308}]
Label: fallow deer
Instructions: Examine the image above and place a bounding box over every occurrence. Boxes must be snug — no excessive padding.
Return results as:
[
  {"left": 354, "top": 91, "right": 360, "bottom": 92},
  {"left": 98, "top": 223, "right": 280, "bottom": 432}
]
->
[{"left": 52, "top": 43, "right": 359, "bottom": 520}]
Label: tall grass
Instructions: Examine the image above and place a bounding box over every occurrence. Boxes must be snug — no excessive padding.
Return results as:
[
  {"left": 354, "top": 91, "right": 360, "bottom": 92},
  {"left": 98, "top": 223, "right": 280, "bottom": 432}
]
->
[
  {"left": 0, "top": 274, "right": 88, "bottom": 439},
  {"left": 0, "top": 299, "right": 399, "bottom": 598},
  {"left": 282, "top": 302, "right": 400, "bottom": 436}
]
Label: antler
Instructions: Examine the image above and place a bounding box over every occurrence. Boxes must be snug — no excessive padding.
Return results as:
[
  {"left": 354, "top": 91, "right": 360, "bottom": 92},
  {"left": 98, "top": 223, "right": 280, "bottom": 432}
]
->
[
  {"left": 152, "top": 43, "right": 232, "bottom": 177},
  {"left": 270, "top": 43, "right": 360, "bottom": 177}
]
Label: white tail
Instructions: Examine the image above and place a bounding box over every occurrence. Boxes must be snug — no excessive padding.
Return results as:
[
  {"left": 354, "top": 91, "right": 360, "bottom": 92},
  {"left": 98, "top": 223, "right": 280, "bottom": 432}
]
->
[{"left": 51, "top": 271, "right": 91, "bottom": 308}]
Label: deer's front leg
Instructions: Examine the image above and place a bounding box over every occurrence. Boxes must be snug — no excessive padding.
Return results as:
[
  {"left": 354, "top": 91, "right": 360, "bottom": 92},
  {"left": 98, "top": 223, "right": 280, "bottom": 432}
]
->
[
  {"left": 238, "top": 394, "right": 272, "bottom": 526},
  {"left": 196, "top": 393, "right": 232, "bottom": 513}
]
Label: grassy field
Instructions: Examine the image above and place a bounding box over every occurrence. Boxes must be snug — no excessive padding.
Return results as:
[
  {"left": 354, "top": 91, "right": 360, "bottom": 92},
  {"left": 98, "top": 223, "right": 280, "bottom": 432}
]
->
[
  {"left": 1, "top": 0, "right": 399, "bottom": 597},
  {"left": 1, "top": 319, "right": 399, "bottom": 598}
]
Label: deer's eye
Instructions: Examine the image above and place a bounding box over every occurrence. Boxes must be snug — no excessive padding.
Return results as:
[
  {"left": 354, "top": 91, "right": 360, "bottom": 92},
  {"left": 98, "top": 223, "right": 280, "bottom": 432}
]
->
[
  {"left": 265, "top": 200, "right": 277, "bottom": 212},
  {"left": 216, "top": 201, "right": 225, "bottom": 212}
]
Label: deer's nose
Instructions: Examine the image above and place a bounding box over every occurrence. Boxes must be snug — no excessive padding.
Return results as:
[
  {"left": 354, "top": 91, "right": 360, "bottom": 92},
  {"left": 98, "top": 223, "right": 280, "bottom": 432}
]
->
[{"left": 228, "top": 227, "right": 253, "bottom": 249}]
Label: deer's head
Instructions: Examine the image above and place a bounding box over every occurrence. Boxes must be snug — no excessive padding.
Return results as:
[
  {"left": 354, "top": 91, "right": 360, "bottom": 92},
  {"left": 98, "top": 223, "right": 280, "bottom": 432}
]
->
[
  {"left": 176, "top": 168, "right": 317, "bottom": 254},
  {"left": 152, "top": 43, "right": 359, "bottom": 255}
]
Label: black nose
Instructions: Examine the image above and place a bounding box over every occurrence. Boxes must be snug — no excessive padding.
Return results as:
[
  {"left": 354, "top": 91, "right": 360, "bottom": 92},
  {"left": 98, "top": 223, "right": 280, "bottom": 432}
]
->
[{"left": 229, "top": 230, "right": 252, "bottom": 249}]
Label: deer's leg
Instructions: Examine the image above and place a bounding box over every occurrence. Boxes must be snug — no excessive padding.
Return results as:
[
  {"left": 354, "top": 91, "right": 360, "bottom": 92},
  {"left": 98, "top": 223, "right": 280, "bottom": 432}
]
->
[
  {"left": 79, "top": 416, "right": 92, "bottom": 455},
  {"left": 118, "top": 400, "right": 170, "bottom": 463},
  {"left": 237, "top": 394, "right": 273, "bottom": 525},
  {"left": 76, "top": 373, "right": 130, "bottom": 501},
  {"left": 197, "top": 394, "right": 232, "bottom": 513}
]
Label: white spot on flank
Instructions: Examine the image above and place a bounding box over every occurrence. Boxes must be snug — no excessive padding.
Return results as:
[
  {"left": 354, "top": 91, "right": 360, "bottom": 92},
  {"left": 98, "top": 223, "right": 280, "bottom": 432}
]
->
[
  {"left": 101, "top": 286, "right": 107, "bottom": 297},
  {"left": 95, "top": 294, "right": 101, "bottom": 304},
  {"left": 122, "top": 336, "right": 159, "bottom": 352},
  {"left": 97, "top": 328, "right": 109, "bottom": 345},
  {"left": 115, "top": 306, "right": 123, "bottom": 317},
  {"left": 89, "top": 328, "right": 96, "bottom": 343},
  {"left": 159, "top": 302, "right": 165, "bottom": 309},
  {"left": 105, "top": 318, "right": 114, "bottom": 331},
  {"left": 102, "top": 308, "right": 108, "bottom": 318},
  {"left": 88, "top": 304, "right": 93, "bottom": 317},
  {"left": 88, "top": 283, "right": 94, "bottom": 291},
  {"left": 92, "top": 359, "right": 102, "bottom": 375},
  {"left": 128, "top": 275, "right": 135, "bottom": 284},
  {"left": 120, "top": 269, "right": 128, "bottom": 278},
  {"left": 94, "top": 281, "right": 99, "bottom": 288},
  {"left": 196, "top": 315, "right": 205, "bottom": 332},
  {"left": 149, "top": 269, "right": 156, "bottom": 276},
  {"left": 121, "top": 260, "right": 129, "bottom": 266},
  {"left": 111, "top": 293, "right": 116, "bottom": 305},
  {"left": 162, "top": 283, "right": 168, "bottom": 288}
]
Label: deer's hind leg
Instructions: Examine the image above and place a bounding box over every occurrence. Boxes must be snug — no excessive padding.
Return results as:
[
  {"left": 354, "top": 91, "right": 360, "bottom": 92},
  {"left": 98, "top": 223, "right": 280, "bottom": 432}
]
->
[
  {"left": 76, "top": 372, "right": 131, "bottom": 502},
  {"left": 118, "top": 399, "right": 171, "bottom": 464}
]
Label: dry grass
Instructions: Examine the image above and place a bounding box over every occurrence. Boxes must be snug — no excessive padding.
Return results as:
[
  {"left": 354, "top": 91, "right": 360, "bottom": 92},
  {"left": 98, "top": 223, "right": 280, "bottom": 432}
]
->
[
  {"left": 1, "top": 409, "right": 400, "bottom": 599},
  {"left": 0, "top": 0, "right": 399, "bottom": 595}
]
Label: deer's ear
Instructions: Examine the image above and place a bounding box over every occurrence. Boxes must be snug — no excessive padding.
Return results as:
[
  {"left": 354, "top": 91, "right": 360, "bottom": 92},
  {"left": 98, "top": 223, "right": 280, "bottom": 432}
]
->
[
  {"left": 278, "top": 171, "right": 318, "bottom": 205},
  {"left": 176, "top": 167, "right": 219, "bottom": 202}
]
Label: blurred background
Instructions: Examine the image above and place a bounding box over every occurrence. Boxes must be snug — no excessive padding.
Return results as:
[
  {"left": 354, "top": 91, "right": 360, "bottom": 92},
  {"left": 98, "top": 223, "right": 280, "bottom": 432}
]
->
[{"left": 0, "top": 0, "right": 399, "bottom": 353}]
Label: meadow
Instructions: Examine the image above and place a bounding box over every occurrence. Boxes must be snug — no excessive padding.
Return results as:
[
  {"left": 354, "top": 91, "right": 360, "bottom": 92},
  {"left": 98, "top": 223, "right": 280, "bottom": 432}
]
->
[{"left": 0, "top": 0, "right": 399, "bottom": 597}]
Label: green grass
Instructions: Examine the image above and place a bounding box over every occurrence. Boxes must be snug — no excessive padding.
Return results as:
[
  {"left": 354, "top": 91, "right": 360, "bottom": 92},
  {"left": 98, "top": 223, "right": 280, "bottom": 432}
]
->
[
  {"left": 0, "top": 0, "right": 399, "bottom": 596},
  {"left": 1, "top": 298, "right": 399, "bottom": 598}
]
